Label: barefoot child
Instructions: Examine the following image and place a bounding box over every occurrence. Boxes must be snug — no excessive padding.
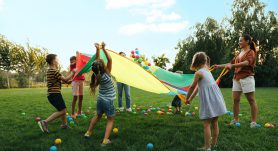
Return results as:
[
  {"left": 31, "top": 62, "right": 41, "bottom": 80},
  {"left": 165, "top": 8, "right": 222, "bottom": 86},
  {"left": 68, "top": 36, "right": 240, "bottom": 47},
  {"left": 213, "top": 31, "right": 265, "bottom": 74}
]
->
[
  {"left": 85, "top": 42, "right": 116, "bottom": 146},
  {"left": 38, "top": 54, "right": 75, "bottom": 133},
  {"left": 69, "top": 56, "right": 85, "bottom": 118},
  {"left": 186, "top": 52, "right": 227, "bottom": 151}
]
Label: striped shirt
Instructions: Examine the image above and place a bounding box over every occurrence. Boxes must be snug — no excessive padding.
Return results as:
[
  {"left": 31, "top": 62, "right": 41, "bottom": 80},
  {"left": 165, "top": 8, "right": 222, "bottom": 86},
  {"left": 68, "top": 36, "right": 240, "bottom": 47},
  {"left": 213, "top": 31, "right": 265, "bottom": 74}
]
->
[
  {"left": 47, "top": 68, "right": 62, "bottom": 94},
  {"left": 98, "top": 73, "right": 116, "bottom": 100}
]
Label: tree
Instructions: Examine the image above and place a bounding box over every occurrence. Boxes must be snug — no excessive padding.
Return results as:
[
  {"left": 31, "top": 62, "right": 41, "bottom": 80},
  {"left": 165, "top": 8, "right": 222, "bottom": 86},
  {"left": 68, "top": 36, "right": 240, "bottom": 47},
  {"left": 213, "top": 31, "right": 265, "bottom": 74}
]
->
[
  {"left": 0, "top": 35, "right": 17, "bottom": 88},
  {"left": 152, "top": 53, "right": 170, "bottom": 69},
  {"left": 173, "top": 0, "right": 278, "bottom": 87}
]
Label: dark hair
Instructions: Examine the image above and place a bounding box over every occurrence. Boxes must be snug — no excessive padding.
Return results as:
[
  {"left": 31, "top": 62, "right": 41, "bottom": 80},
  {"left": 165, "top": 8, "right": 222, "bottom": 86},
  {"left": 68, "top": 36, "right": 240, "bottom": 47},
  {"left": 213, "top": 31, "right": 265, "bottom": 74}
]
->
[
  {"left": 46, "top": 54, "right": 57, "bottom": 65},
  {"left": 70, "top": 56, "right": 76, "bottom": 61},
  {"left": 119, "top": 52, "right": 126, "bottom": 56},
  {"left": 90, "top": 59, "right": 109, "bottom": 94},
  {"left": 242, "top": 34, "right": 257, "bottom": 53},
  {"left": 190, "top": 52, "right": 207, "bottom": 71}
]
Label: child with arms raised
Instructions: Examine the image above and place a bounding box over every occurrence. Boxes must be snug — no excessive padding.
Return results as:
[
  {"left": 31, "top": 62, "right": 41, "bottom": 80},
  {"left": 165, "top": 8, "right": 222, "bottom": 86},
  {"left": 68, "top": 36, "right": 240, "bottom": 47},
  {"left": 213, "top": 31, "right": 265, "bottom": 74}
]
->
[
  {"left": 186, "top": 52, "right": 227, "bottom": 151},
  {"left": 38, "top": 54, "right": 75, "bottom": 133},
  {"left": 84, "top": 42, "right": 116, "bottom": 146}
]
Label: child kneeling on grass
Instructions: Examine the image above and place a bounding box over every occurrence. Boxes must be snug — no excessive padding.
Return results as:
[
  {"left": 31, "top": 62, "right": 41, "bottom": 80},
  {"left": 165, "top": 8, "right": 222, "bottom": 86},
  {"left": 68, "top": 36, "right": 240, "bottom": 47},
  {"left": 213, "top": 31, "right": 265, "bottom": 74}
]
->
[
  {"left": 186, "top": 52, "right": 227, "bottom": 151},
  {"left": 38, "top": 54, "right": 75, "bottom": 133},
  {"left": 84, "top": 42, "right": 116, "bottom": 147}
]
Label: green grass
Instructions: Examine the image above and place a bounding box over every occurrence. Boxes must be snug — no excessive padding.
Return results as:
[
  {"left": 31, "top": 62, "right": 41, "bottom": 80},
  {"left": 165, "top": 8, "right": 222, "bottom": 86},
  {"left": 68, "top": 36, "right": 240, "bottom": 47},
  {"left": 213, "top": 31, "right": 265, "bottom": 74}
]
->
[{"left": 0, "top": 87, "right": 278, "bottom": 151}]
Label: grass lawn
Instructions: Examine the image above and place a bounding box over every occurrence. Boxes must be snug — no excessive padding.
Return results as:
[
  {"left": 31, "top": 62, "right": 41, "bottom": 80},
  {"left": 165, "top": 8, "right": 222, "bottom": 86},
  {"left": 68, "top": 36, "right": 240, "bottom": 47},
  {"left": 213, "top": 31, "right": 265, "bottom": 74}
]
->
[{"left": 0, "top": 87, "right": 277, "bottom": 151}]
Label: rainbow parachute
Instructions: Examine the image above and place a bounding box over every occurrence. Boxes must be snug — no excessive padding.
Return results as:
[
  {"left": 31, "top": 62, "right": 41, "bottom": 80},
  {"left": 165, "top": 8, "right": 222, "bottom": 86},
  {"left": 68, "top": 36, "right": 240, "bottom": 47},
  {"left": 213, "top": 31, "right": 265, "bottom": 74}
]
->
[{"left": 74, "top": 50, "right": 194, "bottom": 95}]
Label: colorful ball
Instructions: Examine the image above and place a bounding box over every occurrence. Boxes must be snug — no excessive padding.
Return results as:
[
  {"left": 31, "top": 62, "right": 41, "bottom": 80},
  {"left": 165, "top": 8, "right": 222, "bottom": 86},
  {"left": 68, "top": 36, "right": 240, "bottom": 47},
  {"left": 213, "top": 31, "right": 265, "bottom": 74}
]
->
[
  {"left": 144, "top": 113, "right": 149, "bottom": 116},
  {"left": 147, "top": 143, "right": 154, "bottom": 150},
  {"left": 54, "top": 138, "right": 62, "bottom": 145},
  {"left": 68, "top": 117, "right": 73, "bottom": 122},
  {"left": 235, "top": 122, "right": 241, "bottom": 127},
  {"left": 132, "top": 55, "right": 135, "bottom": 58},
  {"left": 35, "top": 117, "right": 41, "bottom": 122},
  {"left": 131, "top": 50, "right": 135, "bottom": 54},
  {"left": 135, "top": 50, "right": 139, "bottom": 54},
  {"left": 113, "top": 128, "right": 119, "bottom": 134},
  {"left": 133, "top": 104, "right": 136, "bottom": 108},
  {"left": 264, "top": 123, "right": 271, "bottom": 128},
  {"left": 69, "top": 121, "right": 74, "bottom": 126},
  {"left": 148, "top": 63, "right": 151, "bottom": 66},
  {"left": 191, "top": 112, "right": 196, "bottom": 116},
  {"left": 49, "top": 146, "right": 57, "bottom": 151},
  {"left": 194, "top": 107, "right": 198, "bottom": 110}
]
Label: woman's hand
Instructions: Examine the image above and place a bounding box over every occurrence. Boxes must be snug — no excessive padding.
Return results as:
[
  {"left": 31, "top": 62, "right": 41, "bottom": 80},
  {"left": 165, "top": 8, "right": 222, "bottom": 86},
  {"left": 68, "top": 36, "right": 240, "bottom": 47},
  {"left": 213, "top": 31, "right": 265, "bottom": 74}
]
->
[
  {"left": 213, "top": 64, "right": 223, "bottom": 68},
  {"left": 100, "top": 42, "right": 106, "bottom": 50},
  {"left": 185, "top": 97, "right": 192, "bottom": 105},
  {"left": 224, "top": 63, "right": 232, "bottom": 70}
]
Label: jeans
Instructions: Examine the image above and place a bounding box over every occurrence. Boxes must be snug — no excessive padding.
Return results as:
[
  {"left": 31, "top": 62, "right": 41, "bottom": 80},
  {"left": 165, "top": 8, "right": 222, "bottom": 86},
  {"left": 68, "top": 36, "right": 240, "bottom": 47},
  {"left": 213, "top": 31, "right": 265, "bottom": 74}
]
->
[{"left": 117, "top": 82, "right": 131, "bottom": 108}]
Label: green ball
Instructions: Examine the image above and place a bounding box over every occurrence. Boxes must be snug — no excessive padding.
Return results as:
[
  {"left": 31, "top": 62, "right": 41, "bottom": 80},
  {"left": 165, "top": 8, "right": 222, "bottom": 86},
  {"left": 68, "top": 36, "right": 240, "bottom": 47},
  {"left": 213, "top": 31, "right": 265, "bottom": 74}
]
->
[
  {"left": 120, "top": 110, "right": 124, "bottom": 113},
  {"left": 69, "top": 121, "right": 74, "bottom": 126},
  {"left": 132, "top": 112, "right": 137, "bottom": 114}
]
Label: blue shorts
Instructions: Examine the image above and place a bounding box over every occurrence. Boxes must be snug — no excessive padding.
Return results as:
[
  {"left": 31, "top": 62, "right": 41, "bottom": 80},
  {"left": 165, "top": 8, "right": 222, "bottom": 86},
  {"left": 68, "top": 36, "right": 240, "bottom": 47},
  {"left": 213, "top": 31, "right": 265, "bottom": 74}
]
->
[{"left": 97, "top": 97, "right": 115, "bottom": 117}]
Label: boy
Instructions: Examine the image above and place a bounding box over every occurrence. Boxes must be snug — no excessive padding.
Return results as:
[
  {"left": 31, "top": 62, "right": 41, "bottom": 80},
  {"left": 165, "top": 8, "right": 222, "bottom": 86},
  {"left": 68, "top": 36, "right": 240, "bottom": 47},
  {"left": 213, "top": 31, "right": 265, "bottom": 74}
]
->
[
  {"left": 38, "top": 54, "right": 75, "bottom": 133},
  {"left": 70, "top": 56, "right": 85, "bottom": 118}
]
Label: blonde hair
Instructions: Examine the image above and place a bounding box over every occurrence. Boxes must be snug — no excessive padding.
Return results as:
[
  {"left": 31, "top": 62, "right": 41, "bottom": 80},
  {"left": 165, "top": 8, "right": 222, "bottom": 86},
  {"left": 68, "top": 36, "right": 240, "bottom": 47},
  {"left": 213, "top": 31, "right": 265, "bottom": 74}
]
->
[{"left": 190, "top": 52, "right": 207, "bottom": 71}]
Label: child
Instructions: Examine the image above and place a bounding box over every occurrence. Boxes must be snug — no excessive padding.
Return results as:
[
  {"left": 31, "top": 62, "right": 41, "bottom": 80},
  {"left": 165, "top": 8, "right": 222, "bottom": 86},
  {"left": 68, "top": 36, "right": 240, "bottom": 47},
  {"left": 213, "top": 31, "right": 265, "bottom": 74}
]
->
[
  {"left": 70, "top": 56, "right": 85, "bottom": 118},
  {"left": 38, "top": 54, "right": 75, "bottom": 133},
  {"left": 186, "top": 52, "right": 227, "bottom": 151},
  {"left": 171, "top": 71, "right": 184, "bottom": 113},
  {"left": 84, "top": 42, "right": 116, "bottom": 146}
]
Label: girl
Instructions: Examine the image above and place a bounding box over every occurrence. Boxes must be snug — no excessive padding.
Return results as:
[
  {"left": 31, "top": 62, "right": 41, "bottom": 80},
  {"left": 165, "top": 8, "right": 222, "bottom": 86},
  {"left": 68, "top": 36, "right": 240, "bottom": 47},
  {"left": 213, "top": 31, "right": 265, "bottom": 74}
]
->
[
  {"left": 186, "top": 52, "right": 227, "bottom": 151},
  {"left": 214, "top": 34, "right": 258, "bottom": 128},
  {"left": 84, "top": 42, "right": 116, "bottom": 146}
]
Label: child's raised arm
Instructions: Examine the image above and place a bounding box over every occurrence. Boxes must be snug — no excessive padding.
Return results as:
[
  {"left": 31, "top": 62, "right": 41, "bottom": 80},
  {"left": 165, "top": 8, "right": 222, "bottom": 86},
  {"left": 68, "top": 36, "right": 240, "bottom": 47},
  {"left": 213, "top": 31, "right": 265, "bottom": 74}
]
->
[
  {"left": 95, "top": 43, "right": 100, "bottom": 60},
  {"left": 103, "top": 49, "right": 112, "bottom": 73}
]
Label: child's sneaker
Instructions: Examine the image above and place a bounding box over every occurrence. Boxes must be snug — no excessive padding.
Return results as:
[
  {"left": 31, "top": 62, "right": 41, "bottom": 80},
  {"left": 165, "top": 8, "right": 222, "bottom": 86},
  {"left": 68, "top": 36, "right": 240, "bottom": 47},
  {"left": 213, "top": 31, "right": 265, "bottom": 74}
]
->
[
  {"left": 230, "top": 119, "right": 238, "bottom": 125},
  {"left": 71, "top": 113, "right": 77, "bottom": 118},
  {"left": 250, "top": 122, "right": 258, "bottom": 128},
  {"left": 211, "top": 145, "right": 217, "bottom": 151},
  {"left": 101, "top": 139, "right": 112, "bottom": 147},
  {"left": 84, "top": 131, "right": 92, "bottom": 138},
  {"left": 38, "top": 120, "right": 48, "bottom": 133}
]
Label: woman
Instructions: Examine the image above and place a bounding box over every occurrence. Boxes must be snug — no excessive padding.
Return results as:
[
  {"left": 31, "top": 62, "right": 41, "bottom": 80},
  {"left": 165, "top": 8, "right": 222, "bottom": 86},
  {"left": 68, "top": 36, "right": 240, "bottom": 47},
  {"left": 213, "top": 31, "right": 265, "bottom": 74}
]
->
[{"left": 215, "top": 34, "right": 258, "bottom": 128}]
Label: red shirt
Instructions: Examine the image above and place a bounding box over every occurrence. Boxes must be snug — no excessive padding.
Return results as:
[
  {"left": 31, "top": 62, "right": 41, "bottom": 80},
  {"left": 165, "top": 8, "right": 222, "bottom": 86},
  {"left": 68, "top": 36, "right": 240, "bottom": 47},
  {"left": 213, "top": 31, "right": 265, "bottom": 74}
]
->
[{"left": 70, "top": 64, "right": 85, "bottom": 81}]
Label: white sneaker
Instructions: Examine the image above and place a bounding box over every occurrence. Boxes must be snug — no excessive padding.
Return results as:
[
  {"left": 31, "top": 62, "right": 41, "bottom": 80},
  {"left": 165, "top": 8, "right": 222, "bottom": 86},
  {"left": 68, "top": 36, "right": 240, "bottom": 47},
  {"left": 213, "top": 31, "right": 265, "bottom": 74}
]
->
[
  {"left": 119, "top": 107, "right": 124, "bottom": 110},
  {"left": 126, "top": 108, "right": 132, "bottom": 112},
  {"left": 250, "top": 122, "right": 257, "bottom": 128}
]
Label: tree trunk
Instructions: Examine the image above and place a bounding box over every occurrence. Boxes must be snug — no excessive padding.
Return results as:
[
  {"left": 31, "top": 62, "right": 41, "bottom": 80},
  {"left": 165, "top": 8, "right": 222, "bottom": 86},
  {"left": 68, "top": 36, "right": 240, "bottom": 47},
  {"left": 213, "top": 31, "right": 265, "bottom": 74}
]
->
[{"left": 6, "top": 71, "right": 10, "bottom": 88}]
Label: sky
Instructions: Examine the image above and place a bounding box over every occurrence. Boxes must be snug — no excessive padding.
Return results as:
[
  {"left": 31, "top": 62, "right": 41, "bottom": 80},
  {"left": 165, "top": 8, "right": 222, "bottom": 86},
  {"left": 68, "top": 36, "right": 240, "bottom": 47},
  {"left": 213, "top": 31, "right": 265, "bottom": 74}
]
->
[{"left": 0, "top": 0, "right": 277, "bottom": 69}]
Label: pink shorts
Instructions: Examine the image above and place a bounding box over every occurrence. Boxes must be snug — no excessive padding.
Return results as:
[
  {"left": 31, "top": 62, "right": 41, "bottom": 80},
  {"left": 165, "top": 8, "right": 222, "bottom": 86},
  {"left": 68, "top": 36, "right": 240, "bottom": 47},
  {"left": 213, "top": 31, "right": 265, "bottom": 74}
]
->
[{"left": 72, "top": 80, "right": 84, "bottom": 96}]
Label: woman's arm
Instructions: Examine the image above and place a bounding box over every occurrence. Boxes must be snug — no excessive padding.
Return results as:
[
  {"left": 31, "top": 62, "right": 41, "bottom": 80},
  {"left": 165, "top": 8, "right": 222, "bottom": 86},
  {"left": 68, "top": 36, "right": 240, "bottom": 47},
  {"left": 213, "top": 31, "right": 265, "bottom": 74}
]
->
[
  {"left": 94, "top": 43, "right": 100, "bottom": 60},
  {"left": 224, "top": 60, "right": 249, "bottom": 70}
]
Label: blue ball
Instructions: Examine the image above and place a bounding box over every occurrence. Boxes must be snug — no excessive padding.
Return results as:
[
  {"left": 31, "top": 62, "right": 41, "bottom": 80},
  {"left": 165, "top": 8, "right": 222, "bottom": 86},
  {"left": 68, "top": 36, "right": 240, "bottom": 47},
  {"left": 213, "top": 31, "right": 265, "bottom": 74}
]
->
[
  {"left": 49, "top": 146, "right": 57, "bottom": 151},
  {"left": 135, "top": 50, "right": 139, "bottom": 54},
  {"left": 66, "top": 115, "right": 70, "bottom": 119},
  {"left": 235, "top": 122, "right": 241, "bottom": 127},
  {"left": 68, "top": 117, "right": 73, "bottom": 121},
  {"left": 147, "top": 143, "right": 154, "bottom": 150}
]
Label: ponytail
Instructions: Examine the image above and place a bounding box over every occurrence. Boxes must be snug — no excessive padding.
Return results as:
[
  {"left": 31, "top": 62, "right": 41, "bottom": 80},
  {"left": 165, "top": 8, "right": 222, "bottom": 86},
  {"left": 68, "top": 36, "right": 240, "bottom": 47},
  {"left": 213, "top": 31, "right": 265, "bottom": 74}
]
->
[{"left": 243, "top": 34, "right": 257, "bottom": 54}]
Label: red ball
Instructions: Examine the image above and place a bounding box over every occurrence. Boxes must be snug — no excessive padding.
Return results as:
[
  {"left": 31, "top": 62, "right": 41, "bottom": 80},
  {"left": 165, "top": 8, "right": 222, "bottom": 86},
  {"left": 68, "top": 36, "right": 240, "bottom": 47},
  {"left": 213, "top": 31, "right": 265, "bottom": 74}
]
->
[
  {"left": 132, "top": 55, "right": 135, "bottom": 58},
  {"left": 192, "top": 112, "right": 196, "bottom": 116},
  {"left": 144, "top": 113, "right": 148, "bottom": 116},
  {"left": 35, "top": 117, "right": 41, "bottom": 122},
  {"left": 148, "top": 63, "right": 151, "bottom": 66},
  {"left": 136, "top": 55, "right": 140, "bottom": 59},
  {"left": 131, "top": 51, "right": 135, "bottom": 54}
]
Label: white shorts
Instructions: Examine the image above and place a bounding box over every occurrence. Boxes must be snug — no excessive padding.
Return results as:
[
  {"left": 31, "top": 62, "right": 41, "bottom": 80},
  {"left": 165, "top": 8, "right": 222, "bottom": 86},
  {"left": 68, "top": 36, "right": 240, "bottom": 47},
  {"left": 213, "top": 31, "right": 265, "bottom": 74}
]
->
[
  {"left": 72, "top": 80, "right": 84, "bottom": 96},
  {"left": 232, "top": 76, "right": 255, "bottom": 93}
]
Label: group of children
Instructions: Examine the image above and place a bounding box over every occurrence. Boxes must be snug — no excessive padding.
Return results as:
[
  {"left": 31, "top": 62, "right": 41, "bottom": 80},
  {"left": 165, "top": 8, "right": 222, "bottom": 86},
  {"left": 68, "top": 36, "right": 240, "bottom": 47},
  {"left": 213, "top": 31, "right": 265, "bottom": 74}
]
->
[{"left": 38, "top": 36, "right": 256, "bottom": 150}]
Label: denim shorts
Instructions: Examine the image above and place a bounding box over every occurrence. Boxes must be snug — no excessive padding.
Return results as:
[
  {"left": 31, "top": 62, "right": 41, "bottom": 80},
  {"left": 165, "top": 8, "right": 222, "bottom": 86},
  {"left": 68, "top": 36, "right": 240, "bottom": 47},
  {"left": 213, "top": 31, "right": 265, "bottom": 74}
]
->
[{"left": 97, "top": 97, "right": 115, "bottom": 117}]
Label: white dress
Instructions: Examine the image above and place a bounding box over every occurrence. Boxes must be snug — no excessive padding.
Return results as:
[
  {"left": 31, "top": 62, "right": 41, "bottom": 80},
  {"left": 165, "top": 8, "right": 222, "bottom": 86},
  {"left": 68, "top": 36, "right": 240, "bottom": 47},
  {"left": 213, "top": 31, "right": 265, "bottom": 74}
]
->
[{"left": 197, "top": 68, "right": 227, "bottom": 120}]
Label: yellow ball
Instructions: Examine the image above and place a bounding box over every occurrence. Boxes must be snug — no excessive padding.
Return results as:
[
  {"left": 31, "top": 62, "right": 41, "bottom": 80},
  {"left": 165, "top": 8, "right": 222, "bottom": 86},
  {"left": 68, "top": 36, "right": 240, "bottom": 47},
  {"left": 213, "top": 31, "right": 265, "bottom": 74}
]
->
[
  {"left": 66, "top": 113, "right": 69, "bottom": 116},
  {"left": 113, "top": 128, "right": 119, "bottom": 134},
  {"left": 54, "top": 138, "right": 62, "bottom": 145},
  {"left": 194, "top": 107, "right": 198, "bottom": 110},
  {"left": 264, "top": 123, "right": 270, "bottom": 128},
  {"left": 133, "top": 104, "right": 137, "bottom": 108},
  {"left": 168, "top": 106, "right": 172, "bottom": 109}
]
